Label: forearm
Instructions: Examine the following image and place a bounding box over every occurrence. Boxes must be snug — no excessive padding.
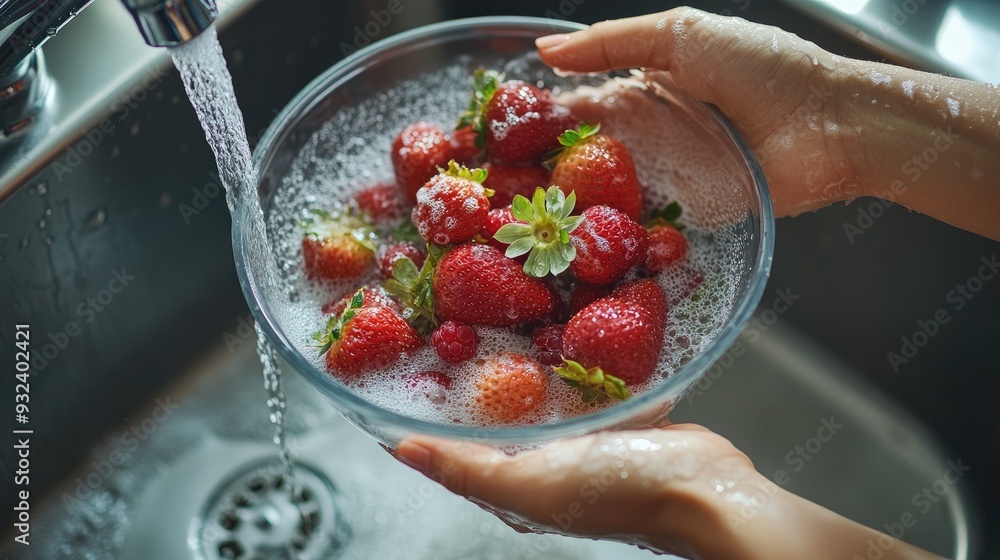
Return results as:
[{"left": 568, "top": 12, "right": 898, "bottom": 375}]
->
[
  {"left": 836, "top": 60, "right": 1000, "bottom": 241},
  {"left": 662, "top": 475, "right": 947, "bottom": 560}
]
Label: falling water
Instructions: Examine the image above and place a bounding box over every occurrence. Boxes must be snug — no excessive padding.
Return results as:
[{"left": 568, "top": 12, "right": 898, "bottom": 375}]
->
[{"left": 169, "top": 26, "right": 302, "bottom": 512}]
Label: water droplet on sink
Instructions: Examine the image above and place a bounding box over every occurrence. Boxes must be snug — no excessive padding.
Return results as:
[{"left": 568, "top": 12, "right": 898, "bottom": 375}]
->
[
  {"left": 37, "top": 219, "right": 46, "bottom": 229},
  {"left": 19, "top": 237, "right": 29, "bottom": 249},
  {"left": 84, "top": 209, "right": 107, "bottom": 231},
  {"left": 35, "top": 182, "right": 48, "bottom": 196}
]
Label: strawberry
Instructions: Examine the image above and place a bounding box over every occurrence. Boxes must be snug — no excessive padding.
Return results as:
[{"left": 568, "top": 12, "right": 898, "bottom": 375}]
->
[
  {"left": 557, "top": 279, "right": 667, "bottom": 398},
  {"left": 482, "top": 162, "right": 550, "bottom": 207},
  {"left": 474, "top": 353, "right": 549, "bottom": 423},
  {"left": 405, "top": 371, "right": 452, "bottom": 405},
  {"left": 645, "top": 202, "right": 688, "bottom": 272},
  {"left": 451, "top": 126, "right": 481, "bottom": 166},
  {"left": 532, "top": 324, "right": 565, "bottom": 366},
  {"left": 300, "top": 209, "right": 377, "bottom": 279},
  {"left": 412, "top": 161, "right": 493, "bottom": 246},
  {"left": 392, "top": 122, "right": 456, "bottom": 203},
  {"left": 378, "top": 242, "right": 425, "bottom": 279},
  {"left": 433, "top": 243, "right": 555, "bottom": 327},
  {"left": 458, "top": 70, "right": 577, "bottom": 164},
  {"left": 321, "top": 287, "right": 397, "bottom": 316},
  {"left": 482, "top": 206, "right": 524, "bottom": 252},
  {"left": 550, "top": 123, "right": 643, "bottom": 220},
  {"left": 355, "top": 182, "right": 405, "bottom": 223},
  {"left": 646, "top": 224, "right": 689, "bottom": 272},
  {"left": 430, "top": 320, "right": 479, "bottom": 363},
  {"left": 569, "top": 205, "right": 648, "bottom": 285},
  {"left": 314, "top": 289, "right": 423, "bottom": 378},
  {"left": 491, "top": 186, "right": 583, "bottom": 277},
  {"left": 568, "top": 283, "right": 611, "bottom": 316}
]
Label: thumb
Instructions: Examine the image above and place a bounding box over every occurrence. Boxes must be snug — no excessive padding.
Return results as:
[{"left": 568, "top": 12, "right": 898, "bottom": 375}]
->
[
  {"left": 536, "top": 8, "right": 710, "bottom": 73},
  {"left": 394, "top": 435, "right": 528, "bottom": 510}
]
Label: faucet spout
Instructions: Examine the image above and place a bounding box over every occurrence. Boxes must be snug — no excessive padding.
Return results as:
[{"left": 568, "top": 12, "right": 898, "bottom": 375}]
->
[
  {"left": 0, "top": 0, "right": 217, "bottom": 144},
  {"left": 121, "top": 0, "right": 218, "bottom": 48}
]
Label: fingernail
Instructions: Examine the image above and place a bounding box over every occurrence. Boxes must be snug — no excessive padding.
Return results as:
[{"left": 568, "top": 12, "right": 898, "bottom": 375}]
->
[
  {"left": 395, "top": 441, "right": 432, "bottom": 475},
  {"left": 535, "top": 34, "right": 570, "bottom": 49}
]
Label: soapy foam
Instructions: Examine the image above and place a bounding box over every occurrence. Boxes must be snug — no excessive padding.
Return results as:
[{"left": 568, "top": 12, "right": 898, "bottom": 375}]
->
[{"left": 262, "top": 64, "right": 750, "bottom": 429}]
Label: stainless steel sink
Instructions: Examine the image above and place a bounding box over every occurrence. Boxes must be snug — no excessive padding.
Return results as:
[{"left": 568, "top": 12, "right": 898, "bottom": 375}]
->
[
  {"left": 1, "top": 0, "right": 995, "bottom": 558},
  {"left": 4, "top": 322, "right": 976, "bottom": 559}
]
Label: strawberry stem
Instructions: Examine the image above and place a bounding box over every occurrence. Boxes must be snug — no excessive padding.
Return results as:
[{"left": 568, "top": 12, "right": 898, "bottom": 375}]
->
[
  {"left": 493, "top": 186, "right": 583, "bottom": 278},
  {"left": 383, "top": 244, "right": 444, "bottom": 335},
  {"left": 555, "top": 358, "right": 630, "bottom": 400},
  {"left": 311, "top": 288, "right": 366, "bottom": 355},
  {"left": 456, "top": 69, "right": 502, "bottom": 149}
]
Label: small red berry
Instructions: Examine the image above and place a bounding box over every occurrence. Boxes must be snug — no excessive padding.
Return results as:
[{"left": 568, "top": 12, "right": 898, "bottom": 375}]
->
[
  {"left": 355, "top": 182, "right": 404, "bottom": 223},
  {"left": 532, "top": 324, "right": 565, "bottom": 366},
  {"left": 645, "top": 224, "right": 689, "bottom": 272},
  {"left": 481, "top": 206, "right": 525, "bottom": 252},
  {"left": 378, "top": 242, "right": 425, "bottom": 278},
  {"left": 430, "top": 320, "right": 480, "bottom": 363}
]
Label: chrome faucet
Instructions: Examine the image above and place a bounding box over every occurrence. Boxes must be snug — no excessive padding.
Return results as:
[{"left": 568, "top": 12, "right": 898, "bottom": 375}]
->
[{"left": 0, "top": 0, "right": 217, "bottom": 143}]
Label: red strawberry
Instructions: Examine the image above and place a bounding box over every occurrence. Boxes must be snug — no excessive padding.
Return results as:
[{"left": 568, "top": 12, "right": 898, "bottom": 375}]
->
[
  {"left": 433, "top": 243, "right": 554, "bottom": 327},
  {"left": 481, "top": 206, "right": 525, "bottom": 252},
  {"left": 412, "top": 161, "right": 492, "bottom": 246},
  {"left": 392, "top": 122, "right": 456, "bottom": 203},
  {"left": 314, "top": 289, "right": 423, "bottom": 378},
  {"left": 451, "top": 126, "right": 481, "bottom": 165},
  {"left": 551, "top": 123, "right": 643, "bottom": 220},
  {"left": 474, "top": 353, "right": 549, "bottom": 423},
  {"left": 482, "top": 162, "right": 550, "bottom": 207},
  {"left": 430, "top": 320, "right": 479, "bottom": 363},
  {"left": 558, "top": 279, "right": 667, "bottom": 398},
  {"left": 355, "top": 182, "right": 405, "bottom": 223},
  {"left": 570, "top": 206, "right": 649, "bottom": 285},
  {"left": 458, "top": 70, "right": 577, "bottom": 164},
  {"left": 568, "top": 283, "right": 611, "bottom": 316},
  {"left": 646, "top": 223, "right": 689, "bottom": 272},
  {"left": 532, "top": 324, "right": 565, "bottom": 366},
  {"left": 378, "top": 242, "right": 425, "bottom": 278},
  {"left": 301, "top": 209, "right": 377, "bottom": 279},
  {"left": 405, "top": 371, "right": 452, "bottom": 405},
  {"left": 321, "top": 287, "right": 397, "bottom": 316}
]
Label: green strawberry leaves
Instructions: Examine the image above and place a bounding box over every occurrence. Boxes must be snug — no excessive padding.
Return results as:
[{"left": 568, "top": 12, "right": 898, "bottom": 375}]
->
[
  {"left": 456, "top": 69, "right": 502, "bottom": 149},
  {"left": 440, "top": 159, "right": 491, "bottom": 190},
  {"left": 647, "top": 201, "right": 684, "bottom": 231},
  {"left": 557, "top": 122, "right": 601, "bottom": 148},
  {"left": 383, "top": 244, "right": 444, "bottom": 335},
  {"left": 311, "top": 288, "right": 366, "bottom": 355},
  {"left": 493, "top": 186, "right": 583, "bottom": 278},
  {"left": 555, "top": 358, "right": 630, "bottom": 401}
]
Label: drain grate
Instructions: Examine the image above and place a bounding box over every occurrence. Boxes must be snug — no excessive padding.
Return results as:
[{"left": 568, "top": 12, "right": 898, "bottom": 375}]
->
[{"left": 193, "top": 460, "right": 343, "bottom": 560}]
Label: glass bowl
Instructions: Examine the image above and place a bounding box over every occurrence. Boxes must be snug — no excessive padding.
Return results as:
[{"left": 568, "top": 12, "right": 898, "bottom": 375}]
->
[{"left": 234, "top": 16, "right": 774, "bottom": 447}]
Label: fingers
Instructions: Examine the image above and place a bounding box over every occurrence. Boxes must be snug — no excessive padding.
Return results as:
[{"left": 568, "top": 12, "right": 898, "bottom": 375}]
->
[
  {"left": 394, "top": 435, "right": 528, "bottom": 511},
  {"left": 536, "top": 8, "right": 710, "bottom": 73}
]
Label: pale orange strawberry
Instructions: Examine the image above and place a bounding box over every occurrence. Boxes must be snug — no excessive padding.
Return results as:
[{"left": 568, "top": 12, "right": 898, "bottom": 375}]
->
[{"left": 474, "top": 353, "right": 549, "bottom": 423}]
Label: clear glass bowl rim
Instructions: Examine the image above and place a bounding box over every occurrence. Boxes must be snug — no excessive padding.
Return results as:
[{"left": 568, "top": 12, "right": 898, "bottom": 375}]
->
[{"left": 233, "top": 16, "right": 775, "bottom": 445}]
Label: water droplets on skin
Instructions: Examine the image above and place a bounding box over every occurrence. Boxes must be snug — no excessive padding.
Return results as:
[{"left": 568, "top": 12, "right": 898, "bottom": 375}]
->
[{"left": 170, "top": 26, "right": 305, "bottom": 550}]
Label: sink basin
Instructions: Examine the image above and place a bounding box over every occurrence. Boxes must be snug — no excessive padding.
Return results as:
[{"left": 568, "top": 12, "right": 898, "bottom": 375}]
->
[{"left": 4, "top": 323, "right": 974, "bottom": 559}]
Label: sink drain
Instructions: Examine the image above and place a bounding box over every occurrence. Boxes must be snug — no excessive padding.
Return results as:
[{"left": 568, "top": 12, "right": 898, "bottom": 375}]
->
[{"left": 192, "top": 460, "right": 343, "bottom": 560}]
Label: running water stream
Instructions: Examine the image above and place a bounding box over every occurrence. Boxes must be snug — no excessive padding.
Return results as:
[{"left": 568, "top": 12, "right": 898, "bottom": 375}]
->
[{"left": 169, "top": 25, "right": 303, "bottom": 522}]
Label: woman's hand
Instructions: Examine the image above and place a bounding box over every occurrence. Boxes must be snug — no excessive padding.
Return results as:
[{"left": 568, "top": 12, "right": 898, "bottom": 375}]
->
[
  {"left": 536, "top": 7, "right": 1000, "bottom": 239},
  {"left": 394, "top": 424, "right": 759, "bottom": 557}
]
